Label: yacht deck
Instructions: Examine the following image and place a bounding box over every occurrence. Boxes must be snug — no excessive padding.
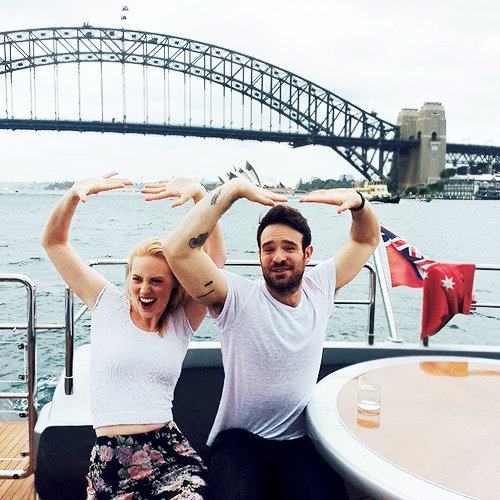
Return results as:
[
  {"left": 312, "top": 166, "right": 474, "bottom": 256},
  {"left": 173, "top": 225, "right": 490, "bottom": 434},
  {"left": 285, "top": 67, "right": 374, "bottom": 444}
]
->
[{"left": 0, "top": 421, "right": 36, "bottom": 500}]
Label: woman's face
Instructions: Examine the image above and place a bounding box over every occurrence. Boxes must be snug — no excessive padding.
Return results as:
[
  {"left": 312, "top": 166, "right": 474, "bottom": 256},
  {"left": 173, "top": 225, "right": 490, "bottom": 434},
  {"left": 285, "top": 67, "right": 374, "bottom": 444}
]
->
[{"left": 129, "top": 255, "right": 176, "bottom": 331}]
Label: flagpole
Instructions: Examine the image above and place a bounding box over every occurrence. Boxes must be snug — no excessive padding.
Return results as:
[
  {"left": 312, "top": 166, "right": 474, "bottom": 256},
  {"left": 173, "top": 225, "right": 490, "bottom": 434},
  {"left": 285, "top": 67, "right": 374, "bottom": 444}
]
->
[{"left": 373, "top": 247, "right": 403, "bottom": 343}]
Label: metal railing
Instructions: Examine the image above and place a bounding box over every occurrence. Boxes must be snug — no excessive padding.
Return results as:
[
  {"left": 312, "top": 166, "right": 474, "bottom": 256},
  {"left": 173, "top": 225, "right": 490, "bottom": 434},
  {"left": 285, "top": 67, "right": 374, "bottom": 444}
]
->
[
  {"left": 0, "top": 259, "right": 499, "bottom": 480},
  {"left": 62, "top": 259, "right": 377, "bottom": 394},
  {"left": 0, "top": 274, "right": 37, "bottom": 478}
]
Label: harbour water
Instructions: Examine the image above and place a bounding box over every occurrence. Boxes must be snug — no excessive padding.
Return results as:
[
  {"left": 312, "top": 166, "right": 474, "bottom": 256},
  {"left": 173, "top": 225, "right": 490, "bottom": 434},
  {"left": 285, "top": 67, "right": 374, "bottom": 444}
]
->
[{"left": 1, "top": 190, "right": 500, "bottom": 405}]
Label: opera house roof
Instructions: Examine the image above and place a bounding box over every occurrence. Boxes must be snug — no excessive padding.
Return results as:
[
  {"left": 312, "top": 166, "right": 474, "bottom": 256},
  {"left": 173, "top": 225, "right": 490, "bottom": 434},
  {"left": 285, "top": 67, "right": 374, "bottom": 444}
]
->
[{"left": 221, "top": 161, "right": 281, "bottom": 188}]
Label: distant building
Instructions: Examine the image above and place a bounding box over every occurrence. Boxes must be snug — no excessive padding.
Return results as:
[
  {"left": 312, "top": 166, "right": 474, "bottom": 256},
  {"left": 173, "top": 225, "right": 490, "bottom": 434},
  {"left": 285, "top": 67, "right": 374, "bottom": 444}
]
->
[
  {"left": 443, "top": 174, "right": 500, "bottom": 200},
  {"left": 340, "top": 174, "right": 355, "bottom": 182},
  {"left": 395, "top": 102, "right": 446, "bottom": 190}
]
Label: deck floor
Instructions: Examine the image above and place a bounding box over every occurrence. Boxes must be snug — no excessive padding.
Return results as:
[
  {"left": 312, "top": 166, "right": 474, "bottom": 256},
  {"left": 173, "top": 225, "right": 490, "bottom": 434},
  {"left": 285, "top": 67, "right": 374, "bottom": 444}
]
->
[{"left": 0, "top": 421, "right": 36, "bottom": 500}]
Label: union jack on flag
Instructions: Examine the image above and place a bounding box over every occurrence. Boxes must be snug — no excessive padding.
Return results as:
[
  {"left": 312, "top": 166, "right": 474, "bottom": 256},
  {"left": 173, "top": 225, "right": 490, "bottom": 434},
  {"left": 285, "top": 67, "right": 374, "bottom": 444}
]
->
[{"left": 380, "top": 225, "right": 435, "bottom": 288}]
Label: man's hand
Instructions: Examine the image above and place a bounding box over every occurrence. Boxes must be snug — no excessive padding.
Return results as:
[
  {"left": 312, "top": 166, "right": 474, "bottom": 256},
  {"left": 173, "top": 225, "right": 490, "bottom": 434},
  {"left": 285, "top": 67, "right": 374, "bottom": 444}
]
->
[
  {"left": 229, "top": 178, "right": 288, "bottom": 206},
  {"left": 142, "top": 178, "right": 206, "bottom": 206},
  {"left": 300, "top": 188, "right": 363, "bottom": 214}
]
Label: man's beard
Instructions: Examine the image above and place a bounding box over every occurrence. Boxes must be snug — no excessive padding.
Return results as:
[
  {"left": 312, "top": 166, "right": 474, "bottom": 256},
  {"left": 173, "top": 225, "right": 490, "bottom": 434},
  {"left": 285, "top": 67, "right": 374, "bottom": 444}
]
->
[{"left": 262, "top": 265, "right": 305, "bottom": 293}]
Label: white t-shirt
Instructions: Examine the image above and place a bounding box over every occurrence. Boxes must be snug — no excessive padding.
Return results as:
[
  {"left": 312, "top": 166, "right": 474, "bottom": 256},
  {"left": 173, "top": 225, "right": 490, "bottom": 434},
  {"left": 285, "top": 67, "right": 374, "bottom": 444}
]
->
[
  {"left": 207, "top": 258, "right": 336, "bottom": 445},
  {"left": 90, "top": 283, "right": 193, "bottom": 429}
]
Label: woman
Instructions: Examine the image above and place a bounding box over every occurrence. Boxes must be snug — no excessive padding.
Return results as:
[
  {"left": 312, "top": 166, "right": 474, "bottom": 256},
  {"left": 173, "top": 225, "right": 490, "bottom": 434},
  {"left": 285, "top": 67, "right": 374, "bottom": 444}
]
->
[{"left": 41, "top": 172, "right": 225, "bottom": 500}]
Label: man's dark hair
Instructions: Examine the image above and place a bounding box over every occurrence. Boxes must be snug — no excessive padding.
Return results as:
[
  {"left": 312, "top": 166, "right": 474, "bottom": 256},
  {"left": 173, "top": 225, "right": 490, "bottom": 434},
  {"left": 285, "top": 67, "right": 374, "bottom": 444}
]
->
[{"left": 257, "top": 204, "right": 311, "bottom": 251}]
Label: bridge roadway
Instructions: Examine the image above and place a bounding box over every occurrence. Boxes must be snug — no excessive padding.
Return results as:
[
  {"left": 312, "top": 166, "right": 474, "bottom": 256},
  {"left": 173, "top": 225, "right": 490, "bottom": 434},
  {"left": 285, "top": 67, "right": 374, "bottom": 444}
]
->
[
  {"left": 3, "top": 117, "right": 499, "bottom": 171},
  {"left": 0, "top": 117, "right": 417, "bottom": 152}
]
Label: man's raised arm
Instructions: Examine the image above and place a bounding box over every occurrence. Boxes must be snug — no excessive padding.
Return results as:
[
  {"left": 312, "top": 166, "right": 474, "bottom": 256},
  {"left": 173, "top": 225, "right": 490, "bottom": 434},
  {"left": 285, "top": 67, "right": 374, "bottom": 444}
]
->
[
  {"left": 300, "top": 188, "right": 380, "bottom": 291},
  {"left": 163, "top": 178, "right": 287, "bottom": 315}
]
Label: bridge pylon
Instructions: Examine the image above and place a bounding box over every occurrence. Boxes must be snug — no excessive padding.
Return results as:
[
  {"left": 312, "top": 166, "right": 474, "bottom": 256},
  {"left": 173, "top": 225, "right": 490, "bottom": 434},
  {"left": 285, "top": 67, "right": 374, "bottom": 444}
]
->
[{"left": 392, "top": 102, "right": 446, "bottom": 191}]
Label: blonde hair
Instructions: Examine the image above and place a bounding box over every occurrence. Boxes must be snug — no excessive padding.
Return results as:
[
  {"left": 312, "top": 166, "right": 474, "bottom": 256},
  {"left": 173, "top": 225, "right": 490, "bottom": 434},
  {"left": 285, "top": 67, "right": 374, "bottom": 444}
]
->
[{"left": 125, "top": 237, "right": 186, "bottom": 335}]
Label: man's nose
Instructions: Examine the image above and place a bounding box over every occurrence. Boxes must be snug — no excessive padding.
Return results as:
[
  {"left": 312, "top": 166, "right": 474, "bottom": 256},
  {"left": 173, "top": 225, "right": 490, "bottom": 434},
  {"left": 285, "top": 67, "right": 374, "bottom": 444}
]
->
[{"left": 273, "top": 248, "right": 286, "bottom": 262}]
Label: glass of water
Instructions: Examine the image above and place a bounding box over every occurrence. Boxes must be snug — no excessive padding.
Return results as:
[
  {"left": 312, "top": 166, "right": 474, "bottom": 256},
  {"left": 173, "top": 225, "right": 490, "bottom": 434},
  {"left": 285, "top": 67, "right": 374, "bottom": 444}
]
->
[{"left": 357, "top": 373, "right": 381, "bottom": 411}]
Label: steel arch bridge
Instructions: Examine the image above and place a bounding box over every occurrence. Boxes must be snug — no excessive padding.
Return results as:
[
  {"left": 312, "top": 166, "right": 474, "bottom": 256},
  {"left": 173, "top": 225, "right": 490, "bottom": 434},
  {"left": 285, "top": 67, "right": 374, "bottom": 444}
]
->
[{"left": 0, "top": 26, "right": 415, "bottom": 185}]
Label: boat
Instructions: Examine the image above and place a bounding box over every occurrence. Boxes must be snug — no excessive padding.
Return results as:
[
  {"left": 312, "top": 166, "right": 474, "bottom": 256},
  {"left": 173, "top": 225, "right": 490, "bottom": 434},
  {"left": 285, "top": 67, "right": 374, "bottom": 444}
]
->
[
  {"left": 356, "top": 181, "right": 400, "bottom": 204},
  {"left": 369, "top": 195, "right": 400, "bottom": 204},
  {"left": 1, "top": 255, "right": 499, "bottom": 500}
]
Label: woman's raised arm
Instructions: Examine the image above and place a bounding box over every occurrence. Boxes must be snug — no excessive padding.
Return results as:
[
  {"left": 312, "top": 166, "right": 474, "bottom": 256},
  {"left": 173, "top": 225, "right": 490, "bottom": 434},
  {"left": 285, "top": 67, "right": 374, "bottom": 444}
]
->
[{"left": 41, "top": 172, "right": 132, "bottom": 309}]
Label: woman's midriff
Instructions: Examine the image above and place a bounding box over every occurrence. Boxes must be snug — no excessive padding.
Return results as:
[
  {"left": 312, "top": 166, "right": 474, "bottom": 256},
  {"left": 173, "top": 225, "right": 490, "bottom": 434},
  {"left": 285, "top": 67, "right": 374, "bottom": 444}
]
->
[{"left": 95, "top": 422, "right": 167, "bottom": 437}]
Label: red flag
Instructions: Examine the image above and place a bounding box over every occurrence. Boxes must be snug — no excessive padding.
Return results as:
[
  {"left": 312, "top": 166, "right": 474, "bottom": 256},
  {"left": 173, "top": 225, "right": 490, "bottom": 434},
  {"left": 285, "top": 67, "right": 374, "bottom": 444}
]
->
[
  {"left": 421, "top": 263, "right": 475, "bottom": 339},
  {"left": 380, "top": 226, "right": 435, "bottom": 288}
]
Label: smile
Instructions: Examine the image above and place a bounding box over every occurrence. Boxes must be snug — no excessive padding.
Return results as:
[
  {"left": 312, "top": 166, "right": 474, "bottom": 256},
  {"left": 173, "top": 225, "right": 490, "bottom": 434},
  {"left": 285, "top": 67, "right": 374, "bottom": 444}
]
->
[
  {"left": 271, "top": 266, "right": 291, "bottom": 273},
  {"left": 139, "top": 297, "right": 156, "bottom": 307}
]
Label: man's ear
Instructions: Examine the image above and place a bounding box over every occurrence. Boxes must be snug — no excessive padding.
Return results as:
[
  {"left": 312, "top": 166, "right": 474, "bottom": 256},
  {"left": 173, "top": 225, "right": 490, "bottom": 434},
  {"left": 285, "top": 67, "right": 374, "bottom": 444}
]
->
[{"left": 304, "top": 245, "right": 313, "bottom": 264}]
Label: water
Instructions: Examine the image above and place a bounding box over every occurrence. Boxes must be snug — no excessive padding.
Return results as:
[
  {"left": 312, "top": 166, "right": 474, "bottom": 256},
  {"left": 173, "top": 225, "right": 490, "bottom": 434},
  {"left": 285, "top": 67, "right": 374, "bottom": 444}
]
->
[
  {"left": 1, "top": 190, "right": 500, "bottom": 406},
  {"left": 357, "top": 383, "right": 381, "bottom": 412},
  {"left": 357, "top": 375, "right": 382, "bottom": 411}
]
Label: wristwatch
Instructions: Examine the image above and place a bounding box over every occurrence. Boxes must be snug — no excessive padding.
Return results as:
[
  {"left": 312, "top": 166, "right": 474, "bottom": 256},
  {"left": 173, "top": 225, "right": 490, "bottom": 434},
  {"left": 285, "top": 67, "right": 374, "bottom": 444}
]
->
[{"left": 350, "top": 191, "right": 365, "bottom": 212}]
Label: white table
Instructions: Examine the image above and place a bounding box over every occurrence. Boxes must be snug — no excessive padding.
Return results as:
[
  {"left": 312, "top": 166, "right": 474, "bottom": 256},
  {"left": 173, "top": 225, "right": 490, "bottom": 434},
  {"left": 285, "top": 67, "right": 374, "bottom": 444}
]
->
[{"left": 306, "top": 356, "right": 500, "bottom": 500}]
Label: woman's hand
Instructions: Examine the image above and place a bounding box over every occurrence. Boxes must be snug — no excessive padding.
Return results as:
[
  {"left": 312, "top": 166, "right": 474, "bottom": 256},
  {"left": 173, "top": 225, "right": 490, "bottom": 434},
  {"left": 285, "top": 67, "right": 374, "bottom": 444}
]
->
[
  {"left": 142, "top": 178, "right": 207, "bottom": 206},
  {"left": 72, "top": 172, "right": 133, "bottom": 203}
]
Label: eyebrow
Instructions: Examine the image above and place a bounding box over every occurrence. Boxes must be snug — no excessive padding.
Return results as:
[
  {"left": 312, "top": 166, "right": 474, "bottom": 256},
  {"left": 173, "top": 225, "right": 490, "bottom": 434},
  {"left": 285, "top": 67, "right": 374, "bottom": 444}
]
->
[
  {"left": 262, "top": 239, "right": 299, "bottom": 248},
  {"left": 131, "top": 274, "right": 164, "bottom": 280}
]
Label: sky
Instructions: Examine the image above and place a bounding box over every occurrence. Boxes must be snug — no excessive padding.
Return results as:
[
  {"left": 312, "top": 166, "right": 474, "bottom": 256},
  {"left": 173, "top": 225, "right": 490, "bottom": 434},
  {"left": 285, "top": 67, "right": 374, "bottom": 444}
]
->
[{"left": 1, "top": 0, "right": 499, "bottom": 186}]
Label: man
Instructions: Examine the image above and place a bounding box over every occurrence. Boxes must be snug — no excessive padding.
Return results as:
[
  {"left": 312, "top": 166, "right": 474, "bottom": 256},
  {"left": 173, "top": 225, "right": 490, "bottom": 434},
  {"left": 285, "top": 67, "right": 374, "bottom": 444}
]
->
[{"left": 162, "top": 178, "right": 380, "bottom": 499}]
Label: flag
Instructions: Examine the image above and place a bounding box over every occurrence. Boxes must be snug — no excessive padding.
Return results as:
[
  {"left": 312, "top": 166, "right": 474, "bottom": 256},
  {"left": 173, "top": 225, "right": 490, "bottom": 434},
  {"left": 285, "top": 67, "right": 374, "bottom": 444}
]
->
[
  {"left": 380, "top": 225, "right": 435, "bottom": 288},
  {"left": 380, "top": 225, "right": 475, "bottom": 339},
  {"left": 421, "top": 263, "right": 475, "bottom": 339}
]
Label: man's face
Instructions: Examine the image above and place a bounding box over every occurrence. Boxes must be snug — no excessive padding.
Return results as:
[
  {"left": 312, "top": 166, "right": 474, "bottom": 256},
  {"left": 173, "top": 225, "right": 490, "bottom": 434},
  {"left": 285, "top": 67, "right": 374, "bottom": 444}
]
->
[{"left": 258, "top": 223, "right": 312, "bottom": 294}]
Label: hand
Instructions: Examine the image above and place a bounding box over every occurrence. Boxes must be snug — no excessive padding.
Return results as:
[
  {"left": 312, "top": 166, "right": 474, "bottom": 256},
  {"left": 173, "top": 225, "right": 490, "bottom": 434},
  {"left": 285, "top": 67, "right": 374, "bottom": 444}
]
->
[
  {"left": 299, "top": 188, "right": 363, "bottom": 214},
  {"left": 231, "top": 178, "right": 288, "bottom": 206},
  {"left": 72, "top": 172, "right": 133, "bottom": 203},
  {"left": 142, "top": 177, "right": 206, "bottom": 207}
]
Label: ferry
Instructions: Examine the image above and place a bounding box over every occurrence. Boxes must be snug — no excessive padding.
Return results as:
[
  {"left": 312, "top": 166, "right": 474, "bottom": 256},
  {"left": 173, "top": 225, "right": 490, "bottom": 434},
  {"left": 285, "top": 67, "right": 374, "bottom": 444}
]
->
[
  {"left": 356, "top": 182, "right": 400, "bottom": 204},
  {"left": 1, "top": 255, "right": 499, "bottom": 500}
]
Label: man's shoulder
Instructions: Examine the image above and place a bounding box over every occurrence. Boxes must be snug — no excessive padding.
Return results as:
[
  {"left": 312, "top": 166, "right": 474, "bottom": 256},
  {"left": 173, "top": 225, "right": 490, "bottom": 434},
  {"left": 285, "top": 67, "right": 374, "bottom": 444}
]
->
[
  {"left": 303, "top": 258, "right": 336, "bottom": 292},
  {"left": 305, "top": 258, "right": 335, "bottom": 277},
  {"left": 222, "top": 268, "right": 259, "bottom": 286}
]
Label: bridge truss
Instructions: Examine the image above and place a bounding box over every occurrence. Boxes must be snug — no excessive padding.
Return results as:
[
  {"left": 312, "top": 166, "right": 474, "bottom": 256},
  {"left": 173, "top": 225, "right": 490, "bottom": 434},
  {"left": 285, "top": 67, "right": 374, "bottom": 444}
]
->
[
  {"left": 0, "top": 26, "right": 413, "bottom": 185},
  {"left": 446, "top": 143, "right": 500, "bottom": 170}
]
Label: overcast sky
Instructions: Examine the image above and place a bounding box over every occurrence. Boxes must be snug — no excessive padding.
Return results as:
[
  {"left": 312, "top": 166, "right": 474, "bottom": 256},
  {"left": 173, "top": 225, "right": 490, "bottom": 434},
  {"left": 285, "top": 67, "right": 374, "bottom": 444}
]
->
[{"left": 1, "top": 0, "right": 499, "bottom": 186}]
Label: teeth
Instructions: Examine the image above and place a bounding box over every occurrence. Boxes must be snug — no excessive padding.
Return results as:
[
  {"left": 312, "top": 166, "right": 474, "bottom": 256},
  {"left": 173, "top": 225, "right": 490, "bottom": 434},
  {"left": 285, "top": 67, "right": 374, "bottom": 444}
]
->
[{"left": 140, "top": 298, "right": 155, "bottom": 304}]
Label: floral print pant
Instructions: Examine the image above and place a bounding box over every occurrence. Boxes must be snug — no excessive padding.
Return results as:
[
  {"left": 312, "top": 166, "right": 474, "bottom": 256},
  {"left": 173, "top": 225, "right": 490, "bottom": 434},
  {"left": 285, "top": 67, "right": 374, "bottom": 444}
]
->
[{"left": 86, "top": 422, "right": 209, "bottom": 499}]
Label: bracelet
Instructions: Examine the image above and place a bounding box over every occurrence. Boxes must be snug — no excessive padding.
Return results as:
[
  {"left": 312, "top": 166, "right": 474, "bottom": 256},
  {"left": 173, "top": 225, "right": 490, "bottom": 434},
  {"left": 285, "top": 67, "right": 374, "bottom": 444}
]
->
[{"left": 350, "top": 191, "right": 365, "bottom": 212}]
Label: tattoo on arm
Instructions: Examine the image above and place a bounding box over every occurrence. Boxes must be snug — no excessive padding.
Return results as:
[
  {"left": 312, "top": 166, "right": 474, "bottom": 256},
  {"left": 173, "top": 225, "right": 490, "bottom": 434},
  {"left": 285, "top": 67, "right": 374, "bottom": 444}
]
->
[
  {"left": 197, "top": 289, "right": 215, "bottom": 299},
  {"left": 211, "top": 189, "right": 221, "bottom": 205},
  {"left": 189, "top": 232, "right": 209, "bottom": 249}
]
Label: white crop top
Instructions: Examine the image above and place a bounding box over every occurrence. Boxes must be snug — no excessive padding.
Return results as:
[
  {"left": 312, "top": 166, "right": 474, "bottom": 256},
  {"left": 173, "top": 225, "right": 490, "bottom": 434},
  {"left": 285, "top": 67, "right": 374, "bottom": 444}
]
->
[{"left": 89, "top": 283, "right": 193, "bottom": 429}]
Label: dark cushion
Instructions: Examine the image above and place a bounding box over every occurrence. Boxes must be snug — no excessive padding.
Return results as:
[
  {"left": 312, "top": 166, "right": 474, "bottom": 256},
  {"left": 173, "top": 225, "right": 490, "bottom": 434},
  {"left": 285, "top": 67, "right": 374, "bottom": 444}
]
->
[{"left": 35, "top": 425, "right": 95, "bottom": 500}]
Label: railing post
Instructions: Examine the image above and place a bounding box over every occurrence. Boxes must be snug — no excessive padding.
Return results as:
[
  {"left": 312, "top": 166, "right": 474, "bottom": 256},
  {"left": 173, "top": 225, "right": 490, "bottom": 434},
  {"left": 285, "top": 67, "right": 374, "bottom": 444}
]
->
[
  {"left": 366, "top": 263, "right": 376, "bottom": 346},
  {"left": 64, "top": 286, "right": 74, "bottom": 395},
  {"left": 373, "top": 247, "right": 403, "bottom": 343},
  {"left": 0, "top": 274, "right": 37, "bottom": 478}
]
